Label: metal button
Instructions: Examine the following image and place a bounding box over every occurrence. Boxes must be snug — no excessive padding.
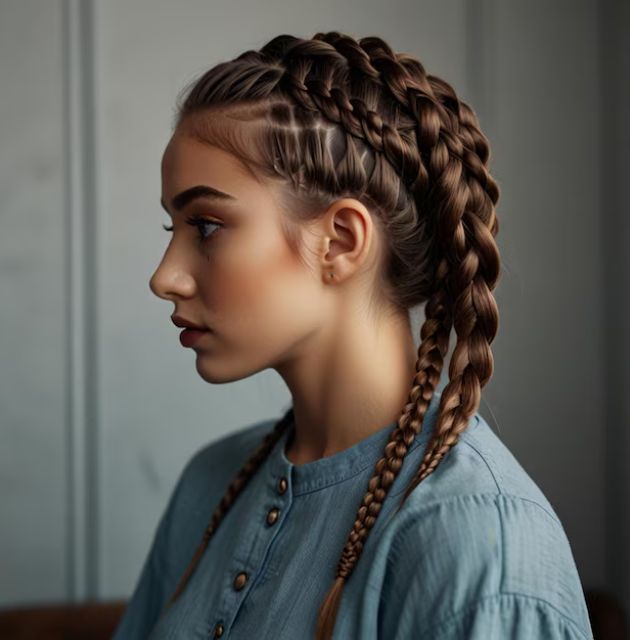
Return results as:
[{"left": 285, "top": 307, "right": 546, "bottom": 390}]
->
[
  {"left": 277, "top": 477, "right": 288, "bottom": 494},
  {"left": 266, "top": 507, "right": 280, "bottom": 525},
  {"left": 213, "top": 622, "right": 224, "bottom": 637},
  {"left": 233, "top": 571, "right": 248, "bottom": 590}
]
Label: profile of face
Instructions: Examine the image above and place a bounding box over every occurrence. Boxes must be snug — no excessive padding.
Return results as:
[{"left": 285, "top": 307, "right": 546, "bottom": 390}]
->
[{"left": 150, "top": 123, "right": 336, "bottom": 384}]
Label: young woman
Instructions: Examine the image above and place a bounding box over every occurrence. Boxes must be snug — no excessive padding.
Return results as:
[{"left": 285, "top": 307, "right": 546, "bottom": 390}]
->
[{"left": 112, "top": 31, "right": 593, "bottom": 639}]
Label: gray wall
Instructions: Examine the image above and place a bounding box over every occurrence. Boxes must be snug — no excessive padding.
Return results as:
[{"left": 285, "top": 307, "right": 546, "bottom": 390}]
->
[
  {"left": 0, "top": 0, "right": 625, "bottom": 612},
  {"left": 600, "top": 0, "right": 630, "bottom": 614}
]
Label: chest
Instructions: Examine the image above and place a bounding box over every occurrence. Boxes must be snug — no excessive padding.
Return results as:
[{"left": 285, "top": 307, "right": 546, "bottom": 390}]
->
[{"left": 148, "top": 468, "right": 403, "bottom": 639}]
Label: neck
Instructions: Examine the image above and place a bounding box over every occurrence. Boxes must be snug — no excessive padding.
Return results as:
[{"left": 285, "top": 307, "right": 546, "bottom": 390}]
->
[{"left": 275, "top": 306, "right": 417, "bottom": 465}]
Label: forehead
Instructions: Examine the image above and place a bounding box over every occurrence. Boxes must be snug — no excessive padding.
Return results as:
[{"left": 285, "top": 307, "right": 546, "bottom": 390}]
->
[
  {"left": 161, "top": 130, "right": 251, "bottom": 191},
  {"left": 160, "top": 128, "right": 284, "bottom": 220}
]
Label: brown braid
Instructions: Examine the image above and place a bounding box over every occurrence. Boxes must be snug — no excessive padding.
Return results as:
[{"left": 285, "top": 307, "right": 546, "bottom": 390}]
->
[{"left": 158, "top": 31, "right": 501, "bottom": 640}]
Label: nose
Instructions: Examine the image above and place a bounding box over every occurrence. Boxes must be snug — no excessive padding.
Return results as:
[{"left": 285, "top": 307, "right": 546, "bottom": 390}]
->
[{"left": 149, "top": 252, "right": 196, "bottom": 301}]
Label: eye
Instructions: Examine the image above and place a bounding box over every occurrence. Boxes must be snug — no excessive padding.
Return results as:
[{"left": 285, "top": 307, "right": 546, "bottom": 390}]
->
[{"left": 162, "top": 215, "right": 223, "bottom": 243}]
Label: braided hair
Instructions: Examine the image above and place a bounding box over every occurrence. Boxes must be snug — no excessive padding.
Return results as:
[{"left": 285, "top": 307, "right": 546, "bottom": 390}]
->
[{"left": 159, "top": 31, "right": 501, "bottom": 639}]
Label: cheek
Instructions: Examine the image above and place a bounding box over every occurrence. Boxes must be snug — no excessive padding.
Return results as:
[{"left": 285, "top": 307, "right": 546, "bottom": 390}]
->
[{"left": 201, "top": 232, "right": 321, "bottom": 341}]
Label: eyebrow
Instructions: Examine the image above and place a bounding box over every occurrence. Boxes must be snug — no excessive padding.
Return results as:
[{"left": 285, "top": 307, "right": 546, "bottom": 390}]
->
[{"left": 160, "top": 184, "right": 237, "bottom": 214}]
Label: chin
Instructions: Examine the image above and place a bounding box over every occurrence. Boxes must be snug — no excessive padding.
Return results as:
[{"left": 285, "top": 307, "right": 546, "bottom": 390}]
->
[{"left": 193, "top": 353, "right": 262, "bottom": 384}]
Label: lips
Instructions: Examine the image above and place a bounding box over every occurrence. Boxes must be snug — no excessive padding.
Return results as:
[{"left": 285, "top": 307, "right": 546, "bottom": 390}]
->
[
  {"left": 171, "top": 314, "right": 208, "bottom": 330},
  {"left": 179, "top": 327, "right": 209, "bottom": 348}
]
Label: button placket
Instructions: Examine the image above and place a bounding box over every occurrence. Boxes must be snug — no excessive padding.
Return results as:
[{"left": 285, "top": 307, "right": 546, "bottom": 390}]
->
[
  {"left": 210, "top": 463, "right": 292, "bottom": 637},
  {"left": 266, "top": 475, "right": 288, "bottom": 526}
]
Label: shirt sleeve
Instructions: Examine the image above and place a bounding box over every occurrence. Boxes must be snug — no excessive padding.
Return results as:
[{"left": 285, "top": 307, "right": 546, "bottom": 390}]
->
[
  {"left": 110, "top": 464, "right": 187, "bottom": 640},
  {"left": 389, "top": 592, "right": 593, "bottom": 639}
]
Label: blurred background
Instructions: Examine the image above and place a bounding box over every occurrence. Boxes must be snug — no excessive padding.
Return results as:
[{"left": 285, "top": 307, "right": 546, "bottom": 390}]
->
[{"left": 0, "top": 0, "right": 628, "bottom": 637}]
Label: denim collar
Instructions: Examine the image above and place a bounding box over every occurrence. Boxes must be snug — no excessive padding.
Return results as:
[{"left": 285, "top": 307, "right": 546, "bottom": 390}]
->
[{"left": 267, "top": 391, "right": 442, "bottom": 496}]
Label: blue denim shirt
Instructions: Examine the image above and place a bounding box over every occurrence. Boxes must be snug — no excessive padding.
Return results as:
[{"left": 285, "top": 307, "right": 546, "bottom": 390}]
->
[{"left": 112, "top": 392, "right": 594, "bottom": 639}]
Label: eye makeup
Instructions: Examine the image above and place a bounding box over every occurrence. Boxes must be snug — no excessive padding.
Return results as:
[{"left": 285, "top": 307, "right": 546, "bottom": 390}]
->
[{"left": 162, "top": 214, "right": 224, "bottom": 244}]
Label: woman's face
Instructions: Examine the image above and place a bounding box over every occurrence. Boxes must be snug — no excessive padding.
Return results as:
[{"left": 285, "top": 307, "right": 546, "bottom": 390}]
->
[{"left": 150, "top": 126, "right": 324, "bottom": 383}]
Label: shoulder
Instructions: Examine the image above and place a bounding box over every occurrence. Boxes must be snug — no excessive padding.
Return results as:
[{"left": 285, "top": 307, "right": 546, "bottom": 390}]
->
[
  {"left": 155, "top": 417, "right": 276, "bottom": 573},
  {"left": 392, "top": 411, "right": 559, "bottom": 512},
  {"left": 164, "top": 416, "right": 274, "bottom": 515},
  {"left": 111, "top": 418, "right": 278, "bottom": 640},
  {"left": 381, "top": 411, "right": 592, "bottom": 637},
  {"left": 171, "top": 416, "right": 277, "bottom": 506}
]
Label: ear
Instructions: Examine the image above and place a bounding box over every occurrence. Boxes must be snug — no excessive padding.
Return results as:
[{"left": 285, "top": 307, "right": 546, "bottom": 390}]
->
[{"left": 319, "top": 197, "right": 376, "bottom": 284}]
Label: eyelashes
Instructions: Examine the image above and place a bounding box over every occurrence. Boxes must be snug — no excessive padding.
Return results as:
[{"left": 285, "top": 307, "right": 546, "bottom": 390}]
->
[{"left": 162, "top": 214, "right": 223, "bottom": 243}]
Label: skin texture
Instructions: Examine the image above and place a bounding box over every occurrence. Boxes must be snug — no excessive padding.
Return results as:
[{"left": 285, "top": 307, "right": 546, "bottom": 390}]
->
[{"left": 150, "top": 124, "right": 419, "bottom": 465}]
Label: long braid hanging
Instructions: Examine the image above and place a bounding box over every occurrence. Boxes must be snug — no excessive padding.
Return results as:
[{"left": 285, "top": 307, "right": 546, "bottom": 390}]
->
[{"left": 154, "top": 31, "right": 500, "bottom": 640}]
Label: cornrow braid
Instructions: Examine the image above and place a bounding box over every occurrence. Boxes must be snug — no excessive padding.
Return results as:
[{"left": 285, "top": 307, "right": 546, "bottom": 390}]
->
[{"left": 158, "top": 31, "right": 501, "bottom": 640}]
